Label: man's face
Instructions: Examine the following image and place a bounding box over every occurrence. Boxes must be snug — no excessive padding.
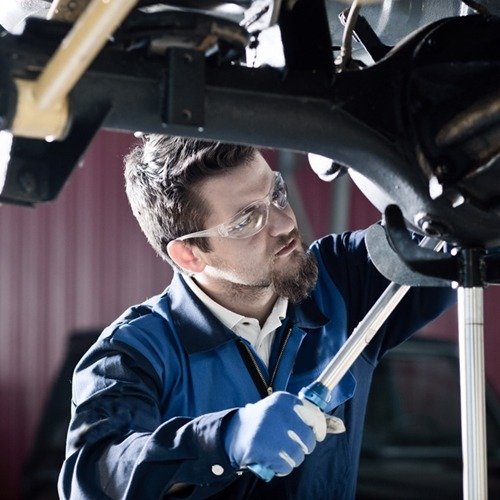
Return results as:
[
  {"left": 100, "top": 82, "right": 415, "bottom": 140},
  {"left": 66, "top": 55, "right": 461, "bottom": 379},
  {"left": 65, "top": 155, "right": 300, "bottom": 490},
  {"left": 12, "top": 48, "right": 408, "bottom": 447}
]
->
[{"left": 194, "top": 153, "right": 318, "bottom": 303}]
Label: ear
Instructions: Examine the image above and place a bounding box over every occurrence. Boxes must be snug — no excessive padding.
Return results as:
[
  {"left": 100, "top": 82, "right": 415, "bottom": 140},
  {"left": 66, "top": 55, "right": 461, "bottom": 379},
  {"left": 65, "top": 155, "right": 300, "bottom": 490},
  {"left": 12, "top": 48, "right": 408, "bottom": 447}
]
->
[{"left": 167, "top": 240, "right": 206, "bottom": 274}]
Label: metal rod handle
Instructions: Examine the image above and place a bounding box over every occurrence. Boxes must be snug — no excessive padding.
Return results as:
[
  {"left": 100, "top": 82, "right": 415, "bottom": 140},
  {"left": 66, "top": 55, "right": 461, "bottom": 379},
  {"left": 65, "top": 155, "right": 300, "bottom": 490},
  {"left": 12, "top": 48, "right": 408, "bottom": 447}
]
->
[
  {"left": 316, "top": 236, "right": 440, "bottom": 392},
  {"left": 318, "top": 281, "right": 409, "bottom": 390}
]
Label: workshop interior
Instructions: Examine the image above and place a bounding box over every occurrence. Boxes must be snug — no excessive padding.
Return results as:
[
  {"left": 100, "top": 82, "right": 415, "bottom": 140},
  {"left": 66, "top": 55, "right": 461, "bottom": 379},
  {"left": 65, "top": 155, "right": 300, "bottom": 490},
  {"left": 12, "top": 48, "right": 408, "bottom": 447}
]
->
[{"left": 1, "top": 0, "right": 500, "bottom": 498}]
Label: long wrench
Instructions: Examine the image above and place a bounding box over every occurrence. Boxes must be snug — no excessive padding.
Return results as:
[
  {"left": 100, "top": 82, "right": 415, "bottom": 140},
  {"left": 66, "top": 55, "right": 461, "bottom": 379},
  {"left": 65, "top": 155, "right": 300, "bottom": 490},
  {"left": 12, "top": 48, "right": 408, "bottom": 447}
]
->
[{"left": 250, "top": 236, "right": 440, "bottom": 481}]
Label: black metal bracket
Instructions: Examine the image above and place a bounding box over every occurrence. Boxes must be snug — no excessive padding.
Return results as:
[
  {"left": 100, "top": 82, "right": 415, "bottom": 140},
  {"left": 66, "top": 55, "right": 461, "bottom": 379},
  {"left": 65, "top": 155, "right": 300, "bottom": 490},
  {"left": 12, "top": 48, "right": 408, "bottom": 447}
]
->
[
  {"left": 278, "top": 0, "right": 334, "bottom": 80},
  {"left": 365, "top": 223, "right": 451, "bottom": 287},
  {"left": 384, "top": 204, "right": 459, "bottom": 281},
  {"left": 0, "top": 99, "right": 111, "bottom": 205},
  {"left": 162, "top": 47, "right": 206, "bottom": 128},
  {"left": 384, "top": 204, "right": 500, "bottom": 287}
]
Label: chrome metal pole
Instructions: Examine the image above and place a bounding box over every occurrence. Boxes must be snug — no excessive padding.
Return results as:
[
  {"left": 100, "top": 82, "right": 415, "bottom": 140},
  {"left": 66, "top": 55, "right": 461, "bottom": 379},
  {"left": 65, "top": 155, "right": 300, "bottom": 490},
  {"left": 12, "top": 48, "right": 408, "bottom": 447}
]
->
[{"left": 457, "top": 286, "right": 488, "bottom": 500}]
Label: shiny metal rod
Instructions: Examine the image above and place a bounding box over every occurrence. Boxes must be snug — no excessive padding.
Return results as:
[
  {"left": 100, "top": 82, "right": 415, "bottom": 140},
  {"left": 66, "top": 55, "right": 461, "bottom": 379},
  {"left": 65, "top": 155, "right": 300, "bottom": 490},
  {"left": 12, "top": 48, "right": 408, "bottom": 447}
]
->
[
  {"left": 316, "top": 236, "right": 440, "bottom": 391},
  {"left": 458, "top": 287, "right": 488, "bottom": 500},
  {"left": 317, "top": 280, "right": 409, "bottom": 389}
]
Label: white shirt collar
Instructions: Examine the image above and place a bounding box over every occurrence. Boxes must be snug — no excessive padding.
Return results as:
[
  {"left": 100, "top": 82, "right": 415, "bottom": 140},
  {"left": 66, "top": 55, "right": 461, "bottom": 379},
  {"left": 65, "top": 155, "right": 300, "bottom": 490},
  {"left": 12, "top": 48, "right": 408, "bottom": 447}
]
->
[
  {"left": 182, "top": 274, "right": 288, "bottom": 365},
  {"left": 183, "top": 274, "right": 246, "bottom": 331}
]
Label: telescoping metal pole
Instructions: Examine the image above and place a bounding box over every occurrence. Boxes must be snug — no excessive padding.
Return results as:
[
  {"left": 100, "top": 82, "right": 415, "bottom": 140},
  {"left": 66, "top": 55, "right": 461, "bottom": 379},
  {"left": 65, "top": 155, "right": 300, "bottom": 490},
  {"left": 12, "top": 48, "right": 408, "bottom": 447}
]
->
[{"left": 457, "top": 248, "right": 488, "bottom": 499}]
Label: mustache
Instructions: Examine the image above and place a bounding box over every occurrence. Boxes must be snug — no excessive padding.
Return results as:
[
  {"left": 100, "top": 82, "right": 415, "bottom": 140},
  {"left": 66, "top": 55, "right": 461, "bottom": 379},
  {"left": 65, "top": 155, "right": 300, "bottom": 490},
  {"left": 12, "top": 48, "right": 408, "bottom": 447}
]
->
[{"left": 274, "top": 229, "right": 302, "bottom": 251}]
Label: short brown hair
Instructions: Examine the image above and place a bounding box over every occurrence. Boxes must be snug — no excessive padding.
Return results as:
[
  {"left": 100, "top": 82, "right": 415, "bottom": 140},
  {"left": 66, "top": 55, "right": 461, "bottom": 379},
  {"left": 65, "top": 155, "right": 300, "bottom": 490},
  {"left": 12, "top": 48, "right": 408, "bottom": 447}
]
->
[{"left": 124, "top": 134, "right": 257, "bottom": 267}]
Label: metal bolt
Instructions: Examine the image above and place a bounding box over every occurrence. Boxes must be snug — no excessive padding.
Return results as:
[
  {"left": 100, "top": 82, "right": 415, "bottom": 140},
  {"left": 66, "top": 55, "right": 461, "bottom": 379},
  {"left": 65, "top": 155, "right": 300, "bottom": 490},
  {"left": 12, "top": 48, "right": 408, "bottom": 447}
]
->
[
  {"left": 415, "top": 213, "right": 447, "bottom": 237},
  {"left": 420, "top": 220, "right": 442, "bottom": 236}
]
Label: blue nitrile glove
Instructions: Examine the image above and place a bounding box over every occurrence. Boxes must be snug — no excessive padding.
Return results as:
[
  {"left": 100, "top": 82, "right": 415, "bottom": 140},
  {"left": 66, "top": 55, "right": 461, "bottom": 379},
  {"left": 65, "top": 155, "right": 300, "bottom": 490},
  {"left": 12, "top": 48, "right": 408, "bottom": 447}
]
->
[{"left": 223, "top": 391, "right": 327, "bottom": 477}]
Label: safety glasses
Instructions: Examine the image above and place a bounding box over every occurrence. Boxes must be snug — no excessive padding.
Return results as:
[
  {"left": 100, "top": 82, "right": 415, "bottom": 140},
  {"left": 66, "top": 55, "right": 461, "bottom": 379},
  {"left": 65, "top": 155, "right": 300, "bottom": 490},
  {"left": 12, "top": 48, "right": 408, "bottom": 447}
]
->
[{"left": 177, "top": 172, "right": 288, "bottom": 241}]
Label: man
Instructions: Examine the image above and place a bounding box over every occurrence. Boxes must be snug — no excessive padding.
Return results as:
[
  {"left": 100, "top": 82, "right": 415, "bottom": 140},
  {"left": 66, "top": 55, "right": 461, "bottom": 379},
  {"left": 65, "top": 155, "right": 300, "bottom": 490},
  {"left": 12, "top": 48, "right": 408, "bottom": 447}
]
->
[{"left": 59, "top": 135, "right": 454, "bottom": 499}]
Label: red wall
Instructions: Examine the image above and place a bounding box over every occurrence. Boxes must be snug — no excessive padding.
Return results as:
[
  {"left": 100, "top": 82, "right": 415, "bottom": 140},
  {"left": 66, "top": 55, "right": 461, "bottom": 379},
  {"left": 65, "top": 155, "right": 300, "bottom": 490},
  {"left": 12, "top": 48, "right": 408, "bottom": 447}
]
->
[
  {"left": 0, "top": 132, "right": 171, "bottom": 499},
  {"left": 0, "top": 131, "right": 499, "bottom": 498}
]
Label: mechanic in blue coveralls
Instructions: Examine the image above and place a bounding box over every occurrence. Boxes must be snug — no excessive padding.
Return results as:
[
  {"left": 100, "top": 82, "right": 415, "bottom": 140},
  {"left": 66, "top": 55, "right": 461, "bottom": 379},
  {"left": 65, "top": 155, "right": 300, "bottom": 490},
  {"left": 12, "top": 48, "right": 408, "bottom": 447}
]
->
[{"left": 59, "top": 135, "right": 455, "bottom": 499}]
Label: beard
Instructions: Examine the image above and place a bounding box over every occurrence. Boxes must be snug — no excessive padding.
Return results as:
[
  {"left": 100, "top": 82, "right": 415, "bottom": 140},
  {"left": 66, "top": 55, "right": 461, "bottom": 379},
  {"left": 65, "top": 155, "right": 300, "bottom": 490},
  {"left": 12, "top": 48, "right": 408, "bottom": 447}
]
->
[
  {"left": 270, "top": 237, "right": 318, "bottom": 303},
  {"left": 202, "top": 230, "right": 319, "bottom": 304}
]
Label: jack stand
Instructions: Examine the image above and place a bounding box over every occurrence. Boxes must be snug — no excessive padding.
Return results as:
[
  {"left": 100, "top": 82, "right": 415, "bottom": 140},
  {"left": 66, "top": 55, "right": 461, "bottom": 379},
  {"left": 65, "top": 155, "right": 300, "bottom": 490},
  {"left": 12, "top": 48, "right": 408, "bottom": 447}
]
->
[
  {"left": 381, "top": 206, "right": 500, "bottom": 500},
  {"left": 458, "top": 249, "right": 488, "bottom": 499},
  {"left": 250, "top": 205, "right": 499, "bottom": 492}
]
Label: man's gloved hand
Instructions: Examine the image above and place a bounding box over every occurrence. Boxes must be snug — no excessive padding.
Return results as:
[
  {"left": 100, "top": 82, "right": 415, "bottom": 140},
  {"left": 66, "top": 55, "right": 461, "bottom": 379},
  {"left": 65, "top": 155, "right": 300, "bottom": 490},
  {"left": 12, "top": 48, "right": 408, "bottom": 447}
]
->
[{"left": 223, "top": 391, "right": 327, "bottom": 477}]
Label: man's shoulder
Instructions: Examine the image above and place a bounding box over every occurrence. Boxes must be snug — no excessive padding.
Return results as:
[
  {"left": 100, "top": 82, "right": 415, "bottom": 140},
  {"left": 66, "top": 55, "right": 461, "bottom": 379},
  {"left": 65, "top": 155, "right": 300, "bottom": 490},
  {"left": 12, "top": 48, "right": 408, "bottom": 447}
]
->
[
  {"left": 83, "top": 287, "right": 185, "bottom": 381},
  {"left": 310, "top": 229, "right": 368, "bottom": 258},
  {"left": 309, "top": 229, "right": 370, "bottom": 278},
  {"left": 307, "top": 228, "right": 380, "bottom": 310},
  {"left": 100, "top": 287, "right": 177, "bottom": 349}
]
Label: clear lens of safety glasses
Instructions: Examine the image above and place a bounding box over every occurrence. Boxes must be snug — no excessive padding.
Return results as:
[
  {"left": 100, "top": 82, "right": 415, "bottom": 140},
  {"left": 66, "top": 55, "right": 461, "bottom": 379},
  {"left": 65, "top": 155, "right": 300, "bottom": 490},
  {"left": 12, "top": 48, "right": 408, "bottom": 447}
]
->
[
  {"left": 221, "top": 202, "right": 270, "bottom": 238},
  {"left": 222, "top": 174, "right": 288, "bottom": 239},
  {"left": 177, "top": 172, "right": 288, "bottom": 241}
]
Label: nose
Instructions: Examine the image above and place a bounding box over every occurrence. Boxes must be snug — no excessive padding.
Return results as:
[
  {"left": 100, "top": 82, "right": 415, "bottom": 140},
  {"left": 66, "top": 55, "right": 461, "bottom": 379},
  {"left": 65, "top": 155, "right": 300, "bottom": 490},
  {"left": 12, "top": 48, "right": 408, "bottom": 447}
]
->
[{"left": 267, "top": 204, "right": 296, "bottom": 237}]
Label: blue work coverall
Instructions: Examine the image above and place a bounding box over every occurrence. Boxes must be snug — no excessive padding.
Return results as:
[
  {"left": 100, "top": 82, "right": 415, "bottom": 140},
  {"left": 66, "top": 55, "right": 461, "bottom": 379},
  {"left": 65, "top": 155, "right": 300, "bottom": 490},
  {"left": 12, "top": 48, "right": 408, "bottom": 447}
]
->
[{"left": 59, "top": 230, "right": 455, "bottom": 499}]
